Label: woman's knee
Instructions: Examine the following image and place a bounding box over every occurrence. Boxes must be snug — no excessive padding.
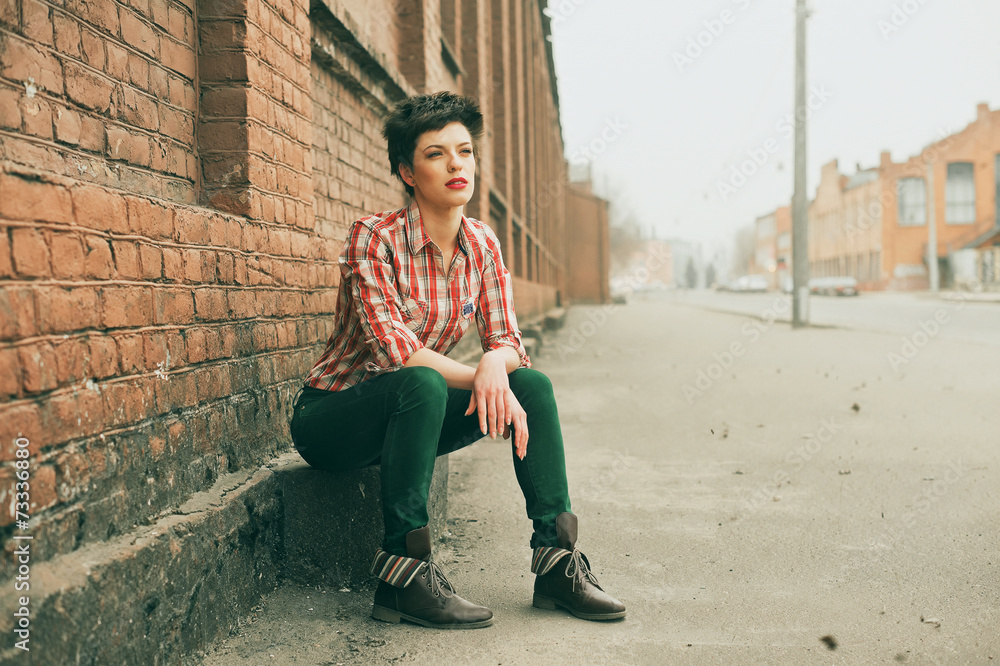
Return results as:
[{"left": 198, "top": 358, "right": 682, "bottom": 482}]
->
[
  {"left": 509, "top": 367, "right": 553, "bottom": 399},
  {"left": 396, "top": 366, "right": 448, "bottom": 404}
]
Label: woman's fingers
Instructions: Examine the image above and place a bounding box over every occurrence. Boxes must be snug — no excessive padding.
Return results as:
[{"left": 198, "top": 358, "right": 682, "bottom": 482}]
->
[{"left": 465, "top": 391, "right": 477, "bottom": 416}]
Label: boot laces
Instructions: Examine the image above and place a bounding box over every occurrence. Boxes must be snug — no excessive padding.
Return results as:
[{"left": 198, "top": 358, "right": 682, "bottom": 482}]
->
[
  {"left": 564, "top": 549, "right": 601, "bottom": 593},
  {"left": 422, "top": 559, "right": 456, "bottom": 598}
]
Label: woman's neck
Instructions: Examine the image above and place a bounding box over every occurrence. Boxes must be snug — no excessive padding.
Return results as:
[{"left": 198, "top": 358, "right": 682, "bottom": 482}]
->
[{"left": 414, "top": 195, "right": 463, "bottom": 251}]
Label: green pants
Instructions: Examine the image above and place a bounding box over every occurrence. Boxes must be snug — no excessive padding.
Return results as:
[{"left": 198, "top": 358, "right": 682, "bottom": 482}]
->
[{"left": 290, "top": 366, "right": 572, "bottom": 555}]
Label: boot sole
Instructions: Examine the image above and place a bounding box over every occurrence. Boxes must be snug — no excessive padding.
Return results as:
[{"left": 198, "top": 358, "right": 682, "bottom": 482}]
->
[
  {"left": 532, "top": 593, "right": 627, "bottom": 621},
  {"left": 371, "top": 604, "right": 494, "bottom": 629}
]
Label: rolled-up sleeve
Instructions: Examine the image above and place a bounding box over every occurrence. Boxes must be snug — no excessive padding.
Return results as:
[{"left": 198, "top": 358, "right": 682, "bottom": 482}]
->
[
  {"left": 341, "top": 222, "right": 423, "bottom": 373},
  {"left": 476, "top": 230, "right": 531, "bottom": 368}
]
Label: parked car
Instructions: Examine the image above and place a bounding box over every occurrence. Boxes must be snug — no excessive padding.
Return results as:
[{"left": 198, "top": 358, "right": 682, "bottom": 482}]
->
[
  {"left": 721, "top": 275, "right": 769, "bottom": 293},
  {"left": 809, "top": 276, "right": 859, "bottom": 296}
]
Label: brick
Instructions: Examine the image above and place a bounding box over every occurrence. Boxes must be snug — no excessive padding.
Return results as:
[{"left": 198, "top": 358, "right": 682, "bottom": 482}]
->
[
  {"left": 184, "top": 327, "right": 205, "bottom": 363},
  {"left": 53, "top": 11, "right": 82, "bottom": 57},
  {"left": 128, "top": 132, "right": 151, "bottom": 167},
  {"left": 102, "top": 378, "right": 148, "bottom": 425},
  {"left": 53, "top": 336, "right": 87, "bottom": 385},
  {"left": 106, "top": 42, "right": 128, "bottom": 80},
  {"left": 117, "top": 333, "right": 143, "bottom": 373},
  {"left": 64, "top": 61, "right": 114, "bottom": 113},
  {"left": 84, "top": 236, "right": 114, "bottom": 279},
  {"left": 19, "top": 342, "right": 58, "bottom": 393},
  {"left": 54, "top": 106, "right": 82, "bottom": 145},
  {"left": 0, "top": 403, "right": 44, "bottom": 462},
  {"left": 0, "top": 39, "right": 62, "bottom": 93},
  {"left": 167, "top": 4, "right": 188, "bottom": 38},
  {"left": 23, "top": 0, "right": 54, "bottom": 45},
  {"left": 165, "top": 329, "right": 184, "bottom": 365},
  {"left": 11, "top": 228, "right": 51, "bottom": 277},
  {"left": 0, "top": 87, "right": 21, "bottom": 130},
  {"left": 112, "top": 240, "right": 140, "bottom": 278},
  {"left": 80, "top": 28, "right": 106, "bottom": 70},
  {"left": 0, "top": 347, "right": 19, "bottom": 398},
  {"left": 31, "top": 465, "right": 57, "bottom": 512},
  {"left": 126, "top": 196, "right": 173, "bottom": 238},
  {"left": 162, "top": 247, "right": 182, "bottom": 280},
  {"left": 149, "top": 65, "right": 169, "bottom": 99},
  {"left": 79, "top": 115, "right": 105, "bottom": 152},
  {"left": 73, "top": 184, "right": 128, "bottom": 232},
  {"left": 87, "top": 335, "right": 118, "bottom": 378},
  {"left": 0, "top": 173, "right": 74, "bottom": 224},
  {"left": 0, "top": 229, "right": 11, "bottom": 278},
  {"left": 127, "top": 51, "right": 149, "bottom": 88},
  {"left": 101, "top": 285, "right": 152, "bottom": 328},
  {"left": 0, "top": 287, "right": 37, "bottom": 340},
  {"left": 217, "top": 252, "right": 234, "bottom": 283},
  {"left": 120, "top": 88, "right": 159, "bottom": 132},
  {"left": 50, "top": 232, "right": 85, "bottom": 278},
  {"left": 68, "top": 0, "right": 120, "bottom": 36},
  {"left": 143, "top": 331, "right": 167, "bottom": 370},
  {"left": 174, "top": 208, "right": 210, "bottom": 244},
  {"left": 109, "top": 125, "right": 137, "bottom": 161},
  {"left": 193, "top": 288, "right": 227, "bottom": 320},
  {"left": 21, "top": 96, "right": 53, "bottom": 140},
  {"left": 138, "top": 244, "right": 162, "bottom": 279},
  {"left": 159, "top": 104, "right": 193, "bottom": 143},
  {"left": 37, "top": 286, "right": 101, "bottom": 333},
  {"left": 160, "top": 35, "right": 196, "bottom": 80},
  {"left": 182, "top": 248, "right": 201, "bottom": 282},
  {"left": 149, "top": 0, "right": 168, "bottom": 28},
  {"left": 53, "top": 448, "right": 93, "bottom": 501},
  {"left": 121, "top": 10, "right": 158, "bottom": 58}
]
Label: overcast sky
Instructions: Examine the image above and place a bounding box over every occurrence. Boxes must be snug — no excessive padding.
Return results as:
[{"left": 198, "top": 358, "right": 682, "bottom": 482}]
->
[{"left": 548, "top": 0, "right": 1000, "bottom": 260}]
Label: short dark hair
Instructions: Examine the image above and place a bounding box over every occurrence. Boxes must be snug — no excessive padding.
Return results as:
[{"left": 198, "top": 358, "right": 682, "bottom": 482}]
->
[{"left": 382, "top": 91, "right": 484, "bottom": 197}]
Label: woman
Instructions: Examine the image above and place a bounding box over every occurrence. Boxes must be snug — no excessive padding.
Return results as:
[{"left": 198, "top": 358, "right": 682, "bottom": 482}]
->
[{"left": 290, "top": 91, "right": 625, "bottom": 629}]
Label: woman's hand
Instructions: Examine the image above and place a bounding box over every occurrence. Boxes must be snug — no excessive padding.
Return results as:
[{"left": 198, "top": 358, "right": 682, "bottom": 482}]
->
[
  {"left": 465, "top": 351, "right": 509, "bottom": 439},
  {"left": 464, "top": 350, "right": 528, "bottom": 458}
]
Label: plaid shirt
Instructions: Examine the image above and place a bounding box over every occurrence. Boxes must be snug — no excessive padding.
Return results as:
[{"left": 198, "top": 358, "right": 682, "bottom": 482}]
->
[{"left": 305, "top": 201, "right": 530, "bottom": 392}]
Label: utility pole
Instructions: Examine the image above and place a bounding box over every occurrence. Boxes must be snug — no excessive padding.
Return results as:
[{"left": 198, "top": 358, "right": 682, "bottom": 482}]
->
[
  {"left": 926, "top": 162, "right": 939, "bottom": 293},
  {"left": 791, "top": 0, "right": 810, "bottom": 328}
]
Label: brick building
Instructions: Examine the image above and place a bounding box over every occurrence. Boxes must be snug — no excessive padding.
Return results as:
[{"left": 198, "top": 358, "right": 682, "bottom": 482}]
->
[
  {"left": 747, "top": 103, "right": 999, "bottom": 291},
  {"left": 0, "top": 0, "right": 608, "bottom": 659}
]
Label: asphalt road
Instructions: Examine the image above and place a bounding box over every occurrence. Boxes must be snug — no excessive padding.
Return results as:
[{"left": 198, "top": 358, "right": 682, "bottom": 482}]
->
[{"left": 202, "top": 296, "right": 1000, "bottom": 665}]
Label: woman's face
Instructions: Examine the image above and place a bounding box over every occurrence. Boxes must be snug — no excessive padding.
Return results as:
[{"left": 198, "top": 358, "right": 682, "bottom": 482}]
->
[{"left": 401, "top": 121, "right": 476, "bottom": 209}]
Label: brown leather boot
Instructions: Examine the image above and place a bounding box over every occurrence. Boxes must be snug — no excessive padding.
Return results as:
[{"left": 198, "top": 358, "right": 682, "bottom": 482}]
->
[
  {"left": 532, "top": 512, "right": 626, "bottom": 620},
  {"left": 371, "top": 526, "right": 493, "bottom": 629}
]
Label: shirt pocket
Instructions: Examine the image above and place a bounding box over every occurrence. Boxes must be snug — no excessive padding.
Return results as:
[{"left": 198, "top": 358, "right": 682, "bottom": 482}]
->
[{"left": 400, "top": 298, "right": 427, "bottom": 332}]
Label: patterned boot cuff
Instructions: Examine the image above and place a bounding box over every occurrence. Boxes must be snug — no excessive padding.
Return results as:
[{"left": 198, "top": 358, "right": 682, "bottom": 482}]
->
[
  {"left": 531, "top": 546, "right": 572, "bottom": 575},
  {"left": 370, "top": 549, "right": 427, "bottom": 588}
]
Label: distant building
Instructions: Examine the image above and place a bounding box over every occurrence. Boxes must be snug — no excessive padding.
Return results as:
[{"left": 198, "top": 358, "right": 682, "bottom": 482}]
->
[{"left": 746, "top": 102, "right": 999, "bottom": 291}]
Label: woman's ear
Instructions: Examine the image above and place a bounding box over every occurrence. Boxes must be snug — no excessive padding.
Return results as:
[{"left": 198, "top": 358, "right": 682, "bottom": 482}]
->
[{"left": 398, "top": 163, "right": 415, "bottom": 187}]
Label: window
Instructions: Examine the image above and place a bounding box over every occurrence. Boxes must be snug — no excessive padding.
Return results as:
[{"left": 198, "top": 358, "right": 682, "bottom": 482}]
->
[
  {"left": 897, "top": 177, "right": 926, "bottom": 226},
  {"left": 946, "top": 162, "right": 976, "bottom": 224}
]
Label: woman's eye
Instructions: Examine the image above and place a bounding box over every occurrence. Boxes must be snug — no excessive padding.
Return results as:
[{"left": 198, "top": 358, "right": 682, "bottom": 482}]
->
[
  {"left": 461, "top": 149, "right": 473, "bottom": 155},
  {"left": 427, "top": 151, "right": 442, "bottom": 158}
]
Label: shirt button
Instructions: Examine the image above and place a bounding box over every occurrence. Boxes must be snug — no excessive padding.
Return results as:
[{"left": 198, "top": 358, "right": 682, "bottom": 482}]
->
[{"left": 434, "top": 322, "right": 443, "bottom": 330}]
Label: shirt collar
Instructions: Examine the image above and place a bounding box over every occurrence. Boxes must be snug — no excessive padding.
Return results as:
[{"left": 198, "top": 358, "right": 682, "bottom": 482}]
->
[{"left": 405, "top": 200, "right": 470, "bottom": 257}]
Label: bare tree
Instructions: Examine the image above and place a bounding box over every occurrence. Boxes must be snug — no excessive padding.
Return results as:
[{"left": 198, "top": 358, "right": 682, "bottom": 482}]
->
[{"left": 731, "top": 224, "right": 755, "bottom": 276}]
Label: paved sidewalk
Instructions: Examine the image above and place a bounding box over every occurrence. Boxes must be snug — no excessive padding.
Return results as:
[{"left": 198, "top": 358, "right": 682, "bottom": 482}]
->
[{"left": 200, "top": 297, "right": 1000, "bottom": 665}]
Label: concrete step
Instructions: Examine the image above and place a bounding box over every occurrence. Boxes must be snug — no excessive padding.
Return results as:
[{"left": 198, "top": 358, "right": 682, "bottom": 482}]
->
[{"left": 0, "top": 451, "right": 447, "bottom": 664}]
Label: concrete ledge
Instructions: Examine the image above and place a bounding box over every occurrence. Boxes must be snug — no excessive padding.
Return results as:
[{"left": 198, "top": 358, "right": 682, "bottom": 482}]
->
[
  {"left": 0, "top": 450, "right": 448, "bottom": 664},
  {"left": 278, "top": 457, "right": 448, "bottom": 585}
]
